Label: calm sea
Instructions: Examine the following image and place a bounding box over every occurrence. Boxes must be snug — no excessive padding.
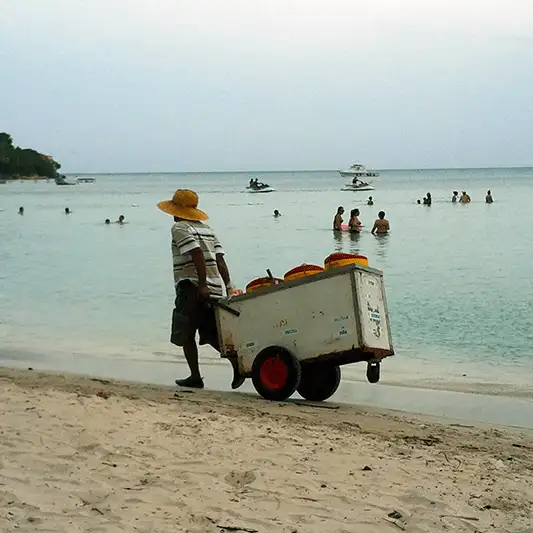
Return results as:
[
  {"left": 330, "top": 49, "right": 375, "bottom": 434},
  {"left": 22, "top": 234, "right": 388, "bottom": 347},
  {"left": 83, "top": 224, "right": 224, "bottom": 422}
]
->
[{"left": 1, "top": 168, "right": 533, "bottom": 396}]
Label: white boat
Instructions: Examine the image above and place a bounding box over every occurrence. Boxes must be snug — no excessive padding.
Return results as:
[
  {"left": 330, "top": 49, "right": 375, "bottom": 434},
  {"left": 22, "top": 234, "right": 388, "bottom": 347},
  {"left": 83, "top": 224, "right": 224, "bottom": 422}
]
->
[
  {"left": 342, "top": 180, "right": 375, "bottom": 192},
  {"left": 246, "top": 186, "right": 275, "bottom": 193},
  {"left": 55, "top": 174, "right": 77, "bottom": 186},
  {"left": 339, "top": 163, "right": 379, "bottom": 178},
  {"left": 77, "top": 177, "right": 96, "bottom": 183}
]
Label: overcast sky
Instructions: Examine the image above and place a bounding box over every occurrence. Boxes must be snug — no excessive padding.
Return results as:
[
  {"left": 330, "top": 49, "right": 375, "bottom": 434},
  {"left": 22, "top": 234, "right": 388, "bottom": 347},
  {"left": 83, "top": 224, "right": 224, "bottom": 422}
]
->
[{"left": 1, "top": 0, "right": 532, "bottom": 172}]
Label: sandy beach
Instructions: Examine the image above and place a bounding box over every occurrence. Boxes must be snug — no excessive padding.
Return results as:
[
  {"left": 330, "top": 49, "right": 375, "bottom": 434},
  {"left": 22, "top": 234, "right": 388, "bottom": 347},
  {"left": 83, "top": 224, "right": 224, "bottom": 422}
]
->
[{"left": 1, "top": 367, "right": 532, "bottom": 533}]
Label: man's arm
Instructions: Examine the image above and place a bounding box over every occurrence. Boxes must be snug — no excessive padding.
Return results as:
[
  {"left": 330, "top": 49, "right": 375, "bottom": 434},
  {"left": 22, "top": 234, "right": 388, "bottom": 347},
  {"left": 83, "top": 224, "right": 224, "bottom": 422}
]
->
[
  {"left": 371, "top": 221, "right": 377, "bottom": 235},
  {"left": 216, "top": 253, "right": 231, "bottom": 287}
]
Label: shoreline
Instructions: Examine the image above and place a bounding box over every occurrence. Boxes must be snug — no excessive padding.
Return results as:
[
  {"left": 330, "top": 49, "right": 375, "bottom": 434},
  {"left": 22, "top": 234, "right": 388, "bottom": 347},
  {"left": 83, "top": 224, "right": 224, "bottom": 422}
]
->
[
  {"left": 2, "top": 341, "right": 533, "bottom": 400},
  {"left": 2, "top": 347, "right": 533, "bottom": 430},
  {"left": 1, "top": 367, "right": 532, "bottom": 532}
]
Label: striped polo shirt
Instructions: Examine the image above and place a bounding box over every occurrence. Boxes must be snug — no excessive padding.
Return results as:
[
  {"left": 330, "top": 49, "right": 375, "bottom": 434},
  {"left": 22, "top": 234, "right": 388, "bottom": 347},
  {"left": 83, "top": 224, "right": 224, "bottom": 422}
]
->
[{"left": 171, "top": 220, "right": 225, "bottom": 297}]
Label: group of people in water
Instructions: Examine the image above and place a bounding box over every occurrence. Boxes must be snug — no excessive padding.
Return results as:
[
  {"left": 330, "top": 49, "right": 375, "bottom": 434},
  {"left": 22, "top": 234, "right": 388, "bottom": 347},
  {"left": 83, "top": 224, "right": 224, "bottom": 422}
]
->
[
  {"left": 105, "top": 215, "right": 125, "bottom": 224},
  {"left": 17, "top": 206, "right": 126, "bottom": 224},
  {"left": 417, "top": 190, "right": 494, "bottom": 205},
  {"left": 333, "top": 205, "right": 390, "bottom": 235}
]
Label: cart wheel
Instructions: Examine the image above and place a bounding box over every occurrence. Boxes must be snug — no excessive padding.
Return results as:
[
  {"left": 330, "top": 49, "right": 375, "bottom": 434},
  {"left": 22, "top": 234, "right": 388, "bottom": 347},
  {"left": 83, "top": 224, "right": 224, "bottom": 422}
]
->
[
  {"left": 297, "top": 363, "right": 341, "bottom": 402},
  {"left": 366, "top": 362, "right": 380, "bottom": 384},
  {"left": 251, "top": 346, "right": 301, "bottom": 401}
]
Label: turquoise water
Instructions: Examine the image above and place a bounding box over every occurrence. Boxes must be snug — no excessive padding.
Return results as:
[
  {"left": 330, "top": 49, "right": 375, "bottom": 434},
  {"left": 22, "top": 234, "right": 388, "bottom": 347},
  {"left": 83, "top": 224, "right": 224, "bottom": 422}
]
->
[{"left": 1, "top": 168, "right": 533, "bottom": 394}]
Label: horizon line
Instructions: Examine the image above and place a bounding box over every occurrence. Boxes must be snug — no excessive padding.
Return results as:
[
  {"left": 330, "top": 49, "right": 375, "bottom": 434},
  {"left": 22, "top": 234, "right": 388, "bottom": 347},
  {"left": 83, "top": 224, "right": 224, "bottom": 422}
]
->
[{"left": 67, "top": 165, "right": 533, "bottom": 175}]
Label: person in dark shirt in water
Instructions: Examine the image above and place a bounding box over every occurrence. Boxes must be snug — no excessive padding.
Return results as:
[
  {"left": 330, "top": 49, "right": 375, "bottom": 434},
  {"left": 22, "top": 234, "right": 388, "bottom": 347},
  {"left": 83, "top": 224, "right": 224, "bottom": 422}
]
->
[
  {"left": 333, "top": 206, "right": 344, "bottom": 231},
  {"left": 348, "top": 209, "right": 362, "bottom": 233}
]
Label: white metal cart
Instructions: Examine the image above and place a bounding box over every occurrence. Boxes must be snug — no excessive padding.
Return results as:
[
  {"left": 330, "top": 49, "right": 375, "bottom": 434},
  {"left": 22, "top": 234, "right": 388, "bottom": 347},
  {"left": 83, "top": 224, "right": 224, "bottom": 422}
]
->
[{"left": 214, "top": 263, "right": 394, "bottom": 402}]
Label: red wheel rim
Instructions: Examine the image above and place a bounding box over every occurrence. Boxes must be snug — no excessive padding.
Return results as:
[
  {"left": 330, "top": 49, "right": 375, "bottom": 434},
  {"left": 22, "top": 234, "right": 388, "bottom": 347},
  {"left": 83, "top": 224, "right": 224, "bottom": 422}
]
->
[{"left": 260, "top": 356, "right": 288, "bottom": 390}]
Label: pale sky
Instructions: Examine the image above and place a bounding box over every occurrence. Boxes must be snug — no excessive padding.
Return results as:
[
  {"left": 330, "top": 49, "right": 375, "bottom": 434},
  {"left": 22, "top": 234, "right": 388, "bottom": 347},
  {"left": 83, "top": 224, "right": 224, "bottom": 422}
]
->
[{"left": 1, "top": 0, "right": 532, "bottom": 172}]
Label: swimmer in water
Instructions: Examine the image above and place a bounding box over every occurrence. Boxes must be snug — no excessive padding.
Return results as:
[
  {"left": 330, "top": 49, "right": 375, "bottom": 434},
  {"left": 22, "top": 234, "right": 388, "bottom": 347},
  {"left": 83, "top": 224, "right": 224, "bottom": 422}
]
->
[
  {"left": 116, "top": 215, "right": 125, "bottom": 224},
  {"left": 273, "top": 209, "right": 281, "bottom": 217},
  {"left": 18, "top": 206, "right": 24, "bottom": 215},
  {"left": 371, "top": 211, "right": 390, "bottom": 235},
  {"left": 367, "top": 196, "right": 374, "bottom": 206},
  {"left": 105, "top": 219, "right": 111, "bottom": 224},
  {"left": 348, "top": 208, "right": 362, "bottom": 233},
  {"left": 65, "top": 207, "right": 71, "bottom": 214},
  {"left": 333, "top": 206, "right": 344, "bottom": 231},
  {"left": 451, "top": 191, "right": 458, "bottom": 203},
  {"left": 459, "top": 191, "right": 471, "bottom": 203},
  {"left": 485, "top": 190, "right": 494, "bottom": 203}
]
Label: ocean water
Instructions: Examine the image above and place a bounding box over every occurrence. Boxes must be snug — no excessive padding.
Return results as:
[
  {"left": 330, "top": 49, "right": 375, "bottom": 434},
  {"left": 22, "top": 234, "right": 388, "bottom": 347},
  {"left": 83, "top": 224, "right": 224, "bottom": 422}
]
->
[{"left": 1, "top": 168, "right": 533, "bottom": 397}]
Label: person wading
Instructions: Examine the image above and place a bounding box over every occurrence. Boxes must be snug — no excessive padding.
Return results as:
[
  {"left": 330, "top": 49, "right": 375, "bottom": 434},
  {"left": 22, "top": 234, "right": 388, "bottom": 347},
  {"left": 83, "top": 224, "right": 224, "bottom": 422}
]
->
[{"left": 157, "top": 189, "right": 244, "bottom": 390}]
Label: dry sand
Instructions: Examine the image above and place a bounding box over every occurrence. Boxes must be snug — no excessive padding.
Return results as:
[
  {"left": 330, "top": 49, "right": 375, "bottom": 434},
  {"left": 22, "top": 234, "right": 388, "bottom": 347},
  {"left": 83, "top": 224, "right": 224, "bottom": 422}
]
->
[{"left": 1, "top": 367, "right": 532, "bottom": 533}]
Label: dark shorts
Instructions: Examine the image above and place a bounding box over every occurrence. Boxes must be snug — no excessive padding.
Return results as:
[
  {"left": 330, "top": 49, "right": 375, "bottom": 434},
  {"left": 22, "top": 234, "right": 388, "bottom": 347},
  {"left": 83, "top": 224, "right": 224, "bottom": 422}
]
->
[{"left": 170, "top": 280, "right": 220, "bottom": 351}]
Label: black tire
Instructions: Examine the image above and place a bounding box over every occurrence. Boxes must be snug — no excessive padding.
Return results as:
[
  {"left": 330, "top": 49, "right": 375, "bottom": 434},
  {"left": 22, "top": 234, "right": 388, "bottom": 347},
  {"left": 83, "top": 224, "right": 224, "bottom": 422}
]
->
[
  {"left": 366, "top": 362, "right": 380, "bottom": 383},
  {"left": 251, "top": 346, "right": 301, "bottom": 401},
  {"left": 297, "top": 363, "right": 341, "bottom": 402}
]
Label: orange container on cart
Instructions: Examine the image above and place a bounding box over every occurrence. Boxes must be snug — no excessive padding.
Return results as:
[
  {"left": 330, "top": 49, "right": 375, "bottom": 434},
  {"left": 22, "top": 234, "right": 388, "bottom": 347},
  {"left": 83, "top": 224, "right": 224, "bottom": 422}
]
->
[
  {"left": 245, "top": 277, "right": 283, "bottom": 293},
  {"left": 324, "top": 252, "right": 369, "bottom": 269},
  {"left": 284, "top": 264, "right": 325, "bottom": 281}
]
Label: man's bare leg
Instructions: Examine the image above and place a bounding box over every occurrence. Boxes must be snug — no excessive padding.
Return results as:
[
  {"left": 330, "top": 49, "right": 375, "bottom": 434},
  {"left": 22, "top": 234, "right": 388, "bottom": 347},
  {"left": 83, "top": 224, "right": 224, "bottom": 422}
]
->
[
  {"left": 229, "top": 357, "right": 245, "bottom": 390},
  {"left": 175, "top": 339, "right": 204, "bottom": 388}
]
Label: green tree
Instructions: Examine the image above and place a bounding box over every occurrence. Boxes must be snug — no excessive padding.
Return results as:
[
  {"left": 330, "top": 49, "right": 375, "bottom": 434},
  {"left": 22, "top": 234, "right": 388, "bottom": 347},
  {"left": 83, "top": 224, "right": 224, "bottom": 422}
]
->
[{"left": 0, "top": 132, "right": 61, "bottom": 179}]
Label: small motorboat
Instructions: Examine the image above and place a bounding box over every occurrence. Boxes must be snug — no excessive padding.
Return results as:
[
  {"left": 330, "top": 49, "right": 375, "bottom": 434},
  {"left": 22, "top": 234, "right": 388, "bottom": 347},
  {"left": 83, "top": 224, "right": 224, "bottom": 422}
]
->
[
  {"left": 77, "top": 177, "right": 96, "bottom": 183},
  {"left": 246, "top": 180, "right": 275, "bottom": 193}
]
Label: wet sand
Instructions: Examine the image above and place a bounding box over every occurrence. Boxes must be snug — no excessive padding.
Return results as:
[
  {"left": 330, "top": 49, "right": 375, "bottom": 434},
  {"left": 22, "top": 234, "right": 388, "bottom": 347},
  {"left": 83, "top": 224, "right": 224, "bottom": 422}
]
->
[{"left": 1, "top": 366, "right": 532, "bottom": 532}]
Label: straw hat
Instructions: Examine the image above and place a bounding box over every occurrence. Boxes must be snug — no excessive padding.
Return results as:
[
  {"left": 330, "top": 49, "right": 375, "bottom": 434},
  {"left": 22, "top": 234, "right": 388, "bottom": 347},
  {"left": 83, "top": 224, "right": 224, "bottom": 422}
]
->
[{"left": 157, "top": 189, "right": 208, "bottom": 221}]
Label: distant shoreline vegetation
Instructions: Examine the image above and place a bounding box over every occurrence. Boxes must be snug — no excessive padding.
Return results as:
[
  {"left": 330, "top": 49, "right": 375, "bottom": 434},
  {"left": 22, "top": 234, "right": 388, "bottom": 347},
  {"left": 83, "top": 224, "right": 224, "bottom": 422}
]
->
[{"left": 0, "top": 132, "right": 61, "bottom": 180}]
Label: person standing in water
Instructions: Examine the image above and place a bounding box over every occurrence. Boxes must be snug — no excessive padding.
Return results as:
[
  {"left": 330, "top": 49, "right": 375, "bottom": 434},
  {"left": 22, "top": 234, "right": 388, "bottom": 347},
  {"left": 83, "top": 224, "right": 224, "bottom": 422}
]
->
[
  {"left": 18, "top": 206, "right": 24, "bottom": 215},
  {"left": 451, "top": 191, "right": 458, "bottom": 203},
  {"left": 423, "top": 193, "right": 432, "bottom": 206},
  {"left": 367, "top": 196, "right": 374, "bottom": 206},
  {"left": 371, "top": 211, "right": 390, "bottom": 235},
  {"left": 348, "top": 208, "right": 362, "bottom": 232},
  {"left": 65, "top": 207, "right": 71, "bottom": 214},
  {"left": 273, "top": 209, "right": 281, "bottom": 217},
  {"left": 157, "top": 188, "right": 243, "bottom": 390},
  {"left": 485, "top": 190, "right": 494, "bottom": 203},
  {"left": 459, "top": 191, "right": 471, "bottom": 203},
  {"left": 333, "top": 206, "right": 344, "bottom": 231}
]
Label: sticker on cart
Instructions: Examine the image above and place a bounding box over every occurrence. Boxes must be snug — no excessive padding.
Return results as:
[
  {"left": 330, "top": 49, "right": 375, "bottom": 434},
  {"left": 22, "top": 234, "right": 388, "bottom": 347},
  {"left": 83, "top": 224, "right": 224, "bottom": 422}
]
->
[
  {"left": 368, "top": 311, "right": 381, "bottom": 322},
  {"left": 283, "top": 328, "right": 298, "bottom": 336},
  {"left": 245, "top": 341, "right": 255, "bottom": 349},
  {"left": 333, "top": 315, "right": 350, "bottom": 323}
]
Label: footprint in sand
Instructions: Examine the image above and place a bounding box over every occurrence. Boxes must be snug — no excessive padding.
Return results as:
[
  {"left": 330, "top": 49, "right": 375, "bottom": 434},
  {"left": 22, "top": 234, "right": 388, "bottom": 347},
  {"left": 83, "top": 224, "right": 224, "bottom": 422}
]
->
[{"left": 224, "top": 470, "right": 256, "bottom": 489}]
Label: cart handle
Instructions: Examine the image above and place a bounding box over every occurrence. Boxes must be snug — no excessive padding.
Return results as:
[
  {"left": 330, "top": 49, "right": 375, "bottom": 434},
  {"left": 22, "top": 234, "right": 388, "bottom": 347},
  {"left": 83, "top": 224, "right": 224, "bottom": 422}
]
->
[{"left": 210, "top": 298, "right": 241, "bottom": 317}]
